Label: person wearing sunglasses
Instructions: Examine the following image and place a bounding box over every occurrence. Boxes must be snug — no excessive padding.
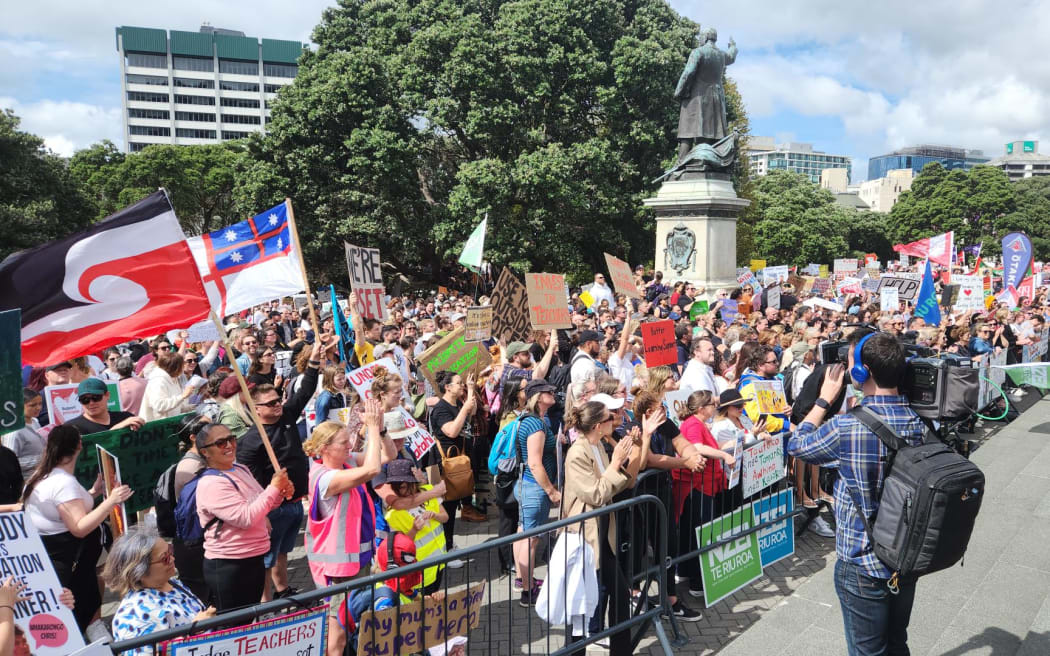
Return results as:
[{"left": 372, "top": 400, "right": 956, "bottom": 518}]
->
[
  {"left": 64, "top": 378, "right": 145, "bottom": 436},
  {"left": 104, "top": 525, "right": 215, "bottom": 654}
]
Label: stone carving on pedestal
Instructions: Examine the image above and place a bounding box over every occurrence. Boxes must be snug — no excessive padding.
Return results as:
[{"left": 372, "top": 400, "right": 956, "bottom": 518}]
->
[{"left": 664, "top": 223, "right": 696, "bottom": 275}]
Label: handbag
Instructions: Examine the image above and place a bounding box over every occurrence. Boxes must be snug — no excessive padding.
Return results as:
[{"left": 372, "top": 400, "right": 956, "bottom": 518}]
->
[{"left": 435, "top": 439, "right": 475, "bottom": 501}]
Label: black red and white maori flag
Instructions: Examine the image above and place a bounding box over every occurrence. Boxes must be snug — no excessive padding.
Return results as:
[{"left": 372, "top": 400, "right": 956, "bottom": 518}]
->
[{"left": 0, "top": 191, "right": 211, "bottom": 365}]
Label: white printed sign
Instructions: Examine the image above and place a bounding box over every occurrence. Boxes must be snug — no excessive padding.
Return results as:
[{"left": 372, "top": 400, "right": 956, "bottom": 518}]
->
[
  {"left": 185, "top": 319, "right": 221, "bottom": 343},
  {"left": 0, "top": 512, "right": 86, "bottom": 656},
  {"left": 346, "top": 360, "right": 398, "bottom": 401},
  {"left": 761, "top": 266, "right": 790, "bottom": 284},
  {"left": 880, "top": 286, "right": 899, "bottom": 312},
  {"left": 741, "top": 433, "right": 785, "bottom": 497},
  {"left": 344, "top": 242, "right": 388, "bottom": 321},
  {"left": 718, "top": 428, "right": 745, "bottom": 489},
  {"left": 833, "top": 258, "right": 859, "bottom": 274},
  {"left": 952, "top": 274, "right": 984, "bottom": 311},
  {"left": 767, "top": 286, "right": 781, "bottom": 310},
  {"left": 165, "top": 607, "right": 327, "bottom": 656},
  {"left": 398, "top": 408, "right": 438, "bottom": 459}
]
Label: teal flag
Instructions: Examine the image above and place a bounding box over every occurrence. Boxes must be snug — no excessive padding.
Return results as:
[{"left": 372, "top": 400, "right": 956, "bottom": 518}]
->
[
  {"left": 458, "top": 216, "right": 487, "bottom": 272},
  {"left": 914, "top": 258, "right": 941, "bottom": 326}
]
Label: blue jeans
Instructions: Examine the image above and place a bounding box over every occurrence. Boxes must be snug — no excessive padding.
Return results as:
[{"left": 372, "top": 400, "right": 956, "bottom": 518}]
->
[
  {"left": 515, "top": 476, "right": 552, "bottom": 530},
  {"left": 834, "top": 559, "right": 917, "bottom": 656}
]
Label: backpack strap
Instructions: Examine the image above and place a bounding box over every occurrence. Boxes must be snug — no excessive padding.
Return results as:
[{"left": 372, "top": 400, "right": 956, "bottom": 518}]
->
[
  {"left": 840, "top": 406, "right": 907, "bottom": 551},
  {"left": 200, "top": 468, "right": 241, "bottom": 540}
]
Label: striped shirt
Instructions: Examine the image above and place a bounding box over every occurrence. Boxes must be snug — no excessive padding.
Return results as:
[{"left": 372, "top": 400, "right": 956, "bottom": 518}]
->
[{"left": 787, "top": 395, "right": 925, "bottom": 579}]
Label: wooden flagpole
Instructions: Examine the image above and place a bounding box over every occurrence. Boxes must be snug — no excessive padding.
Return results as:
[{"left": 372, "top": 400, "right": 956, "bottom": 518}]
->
[
  {"left": 284, "top": 198, "right": 320, "bottom": 332},
  {"left": 209, "top": 311, "right": 284, "bottom": 476}
]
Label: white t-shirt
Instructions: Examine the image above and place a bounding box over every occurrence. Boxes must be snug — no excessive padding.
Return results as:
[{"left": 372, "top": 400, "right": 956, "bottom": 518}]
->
[
  {"left": 315, "top": 469, "right": 340, "bottom": 520},
  {"left": 25, "top": 470, "right": 94, "bottom": 536},
  {"left": 606, "top": 351, "right": 637, "bottom": 392}
]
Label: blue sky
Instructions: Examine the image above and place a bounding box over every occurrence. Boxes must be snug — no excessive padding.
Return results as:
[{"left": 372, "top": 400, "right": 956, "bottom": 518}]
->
[{"left": 3, "top": 1, "right": 1048, "bottom": 182}]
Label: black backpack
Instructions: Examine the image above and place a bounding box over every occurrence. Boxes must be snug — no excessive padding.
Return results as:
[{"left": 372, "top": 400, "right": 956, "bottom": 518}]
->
[
  {"left": 845, "top": 407, "right": 984, "bottom": 590},
  {"left": 153, "top": 464, "right": 178, "bottom": 539}
]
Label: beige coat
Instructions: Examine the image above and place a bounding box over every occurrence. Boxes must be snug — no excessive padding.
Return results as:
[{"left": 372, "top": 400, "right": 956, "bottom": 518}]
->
[{"left": 561, "top": 438, "right": 632, "bottom": 568}]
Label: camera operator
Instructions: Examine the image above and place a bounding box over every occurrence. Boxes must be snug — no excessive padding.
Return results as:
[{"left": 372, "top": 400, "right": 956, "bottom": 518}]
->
[{"left": 787, "top": 330, "right": 926, "bottom": 655}]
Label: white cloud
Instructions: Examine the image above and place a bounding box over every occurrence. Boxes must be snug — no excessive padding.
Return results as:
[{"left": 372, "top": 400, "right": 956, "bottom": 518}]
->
[{"left": 0, "top": 96, "right": 122, "bottom": 156}]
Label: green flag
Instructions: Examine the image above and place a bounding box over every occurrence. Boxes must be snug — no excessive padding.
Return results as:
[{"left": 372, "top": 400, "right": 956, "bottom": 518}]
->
[
  {"left": 458, "top": 216, "right": 487, "bottom": 272},
  {"left": 1000, "top": 363, "right": 1050, "bottom": 389}
]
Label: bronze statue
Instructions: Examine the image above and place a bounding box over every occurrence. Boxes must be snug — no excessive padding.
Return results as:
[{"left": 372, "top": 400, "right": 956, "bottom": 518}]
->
[{"left": 674, "top": 28, "right": 737, "bottom": 162}]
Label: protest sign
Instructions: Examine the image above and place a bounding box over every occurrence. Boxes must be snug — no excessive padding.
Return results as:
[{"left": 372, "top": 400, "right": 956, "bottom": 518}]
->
[
  {"left": 275, "top": 350, "right": 294, "bottom": 380},
  {"left": 749, "top": 259, "right": 766, "bottom": 272},
  {"left": 833, "top": 258, "right": 859, "bottom": 274},
  {"left": 398, "top": 407, "right": 438, "bottom": 459},
  {"left": 604, "top": 252, "right": 641, "bottom": 299},
  {"left": 662, "top": 389, "right": 693, "bottom": 427},
  {"left": 0, "top": 512, "right": 86, "bottom": 656},
  {"left": 899, "top": 252, "right": 909, "bottom": 267},
  {"left": 696, "top": 505, "right": 763, "bottom": 607},
  {"left": 880, "top": 286, "right": 900, "bottom": 312},
  {"left": 0, "top": 308, "right": 22, "bottom": 432},
  {"left": 810, "top": 277, "right": 832, "bottom": 295},
  {"left": 751, "top": 490, "right": 795, "bottom": 568},
  {"left": 640, "top": 319, "right": 676, "bottom": 367},
  {"left": 464, "top": 306, "right": 493, "bottom": 342},
  {"left": 490, "top": 268, "right": 532, "bottom": 342},
  {"left": 347, "top": 359, "right": 399, "bottom": 401},
  {"left": 418, "top": 327, "right": 493, "bottom": 387},
  {"left": 952, "top": 274, "right": 984, "bottom": 311},
  {"left": 525, "top": 273, "right": 572, "bottom": 330},
  {"left": 940, "top": 284, "right": 960, "bottom": 309},
  {"left": 688, "top": 299, "right": 709, "bottom": 321},
  {"left": 767, "top": 286, "right": 781, "bottom": 310},
  {"left": 836, "top": 276, "right": 863, "bottom": 295},
  {"left": 741, "top": 433, "right": 785, "bottom": 497},
  {"left": 578, "top": 289, "right": 596, "bottom": 309},
  {"left": 802, "top": 297, "right": 844, "bottom": 312},
  {"left": 74, "top": 414, "right": 189, "bottom": 515},
  {"left": 345, "top": 242, "right": 387, "bottom": 320},
  {"left": 185, "top": 318, "right": 221, "bottom": 343},
  {"left": 865, "top": 253, "right": 878, "bottom": 267},
  {"left": 43, "top": 382, "right": 121, "bottom": 426},
  {"left": 96, "top": 445, "right": 128, "bottom": 537},
  {"left": 803, "top": 263, "right": 820, "bottom": 276},
  {"left": 719, "top": 299, "right": 739, "bottom": 324},
  {"left": 357, "top": 581, "right": 486, "bottom": 656},
  {"left": 751, "top": 379, "right": 788, "bottom": 415},
  {"left": 716, "top": 428, "right": 745, "bottom": 489},
  {"left": 818, "top": 264, "right": 829, "bottom": 277},
  {"left": 736, "top": 268, "right": 762, "bottom": 293},
  {"left": 877, "top": 274, "right": 921, "bottom": 301},
  {"left": 786, "top": 274, "right": 806, "bottom": 292},
  {"left": 761, "top": 265, "right": 789, "bottom": 284},
  {"left": 999, "top": 363, "right": 1050, "bottom": 389},
  {"left": 165, "top": 607, "right": 327, "bottom": 656}
]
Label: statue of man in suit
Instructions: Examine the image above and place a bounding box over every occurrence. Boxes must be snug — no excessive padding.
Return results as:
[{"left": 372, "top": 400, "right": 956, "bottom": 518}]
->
[{"left": 674, "top": 28, "right": 738, "bottom": 162}]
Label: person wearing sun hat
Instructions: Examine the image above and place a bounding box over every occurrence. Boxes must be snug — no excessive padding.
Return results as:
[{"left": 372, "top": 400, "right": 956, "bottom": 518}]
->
[{"left": 382, "top": 458, "right": 449, "bottom": 593}]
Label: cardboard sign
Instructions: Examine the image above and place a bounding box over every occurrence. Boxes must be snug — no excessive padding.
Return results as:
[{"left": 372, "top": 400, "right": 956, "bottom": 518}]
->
[
  {"left": 346, "top": 360, "right": 399, "bottom": 401},
  {"left": 0, "top": 309, "right": 22, "bottom": 432},
  {"left": 74, "top": 414, "right": 189, "bottom": 515},
  {"left": 166, "top": 607, "right": 327, "bottom": 656},
  {"left": 43, "top": 382, "right": 121, "bottom": 426},
  {"left": 696, "top": 505, "right": 763, "bottom": 608},
  {"left": 752, "top": 490, "right": 795, "bottom": 568},
  {"left": 417, "top": 327, "right": 493, "bottom": 387},
  {"left": 952, "top": 274, "right": 984, "bottom": 310},
  {"left": 356, "top": 582, "right": 486, "bottom": 656},
  {"left": 490, "top": 268, "right": 532, "bottom": 342},
  {"left": 741, "top": 433, "right": 785, "bottom": 497},
  {"left": 878, "top": 274, "right": 921, "bottom": 301},
  {"left": 767, "top": 286, "right": 781, "bottom": 310},
  {"left": 833, "top": 258, "right": 859, "bottom": 274},
  {"left": 810, "top": 277, "right": 832, "bottom": 295},
  {"left": 940, "top": 284, "right": 960, "bottom": 309},
  {"left": 344, "top": 242, "right": 387, "bottom": 320},
  {"left": 604, "top": 252, "right": 641, "bottom": 299},
  {"left": 880, "top": 286, "right": 900, "bottom": 312},
  {"left": 0, "top": 512, "right": 86, "bottom": 655},
  {"left": 463, "top": 306, "right": 492, "bottom": 342},
  {"left": 524, "top": 273, "right": 571, "bottom": 330},
  {"left": 751, "top": 379, "right": 788, "bottom": 415},
  {"left": 640, "top": 319, "right": 676, "bottom": 367},
  {"left": 96, "top": 445, "right": 128, "bottom": 538}
]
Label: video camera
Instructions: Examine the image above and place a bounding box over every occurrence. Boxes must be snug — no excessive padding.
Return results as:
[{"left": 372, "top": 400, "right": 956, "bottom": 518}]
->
[{"left": 819, "top": 337, "right": 979, "bottom": 422}]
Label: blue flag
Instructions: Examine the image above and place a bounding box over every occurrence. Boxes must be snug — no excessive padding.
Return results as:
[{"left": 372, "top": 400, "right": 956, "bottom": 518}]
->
[
  {"left": 914, "top": 259, "right": 941, "bottom": 326},
  {"left": 330, "top": 284, "right": 355, "bottom": 364}
]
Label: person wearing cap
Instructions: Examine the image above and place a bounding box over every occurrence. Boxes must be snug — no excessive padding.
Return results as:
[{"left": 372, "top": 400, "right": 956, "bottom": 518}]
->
[
  {"left": 570, "top": 330, "right": 603, "bottom": 385},
  {"left": 501, "top": 330, "right": 559, "bottom": 384},
  {"left": 383, "top": 459, "right": 449, "bottom": 594},
  {"left": 36, "top": 361, "right": 73, "bottom": 425},
  {"left": 64, "top": 378, "right": 144, "bottom": 436}
]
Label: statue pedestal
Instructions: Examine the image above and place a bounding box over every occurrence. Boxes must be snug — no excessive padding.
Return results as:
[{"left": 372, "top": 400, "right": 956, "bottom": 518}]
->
[{"left": 643, "top": 174, "right": 750, "bottom": 298}]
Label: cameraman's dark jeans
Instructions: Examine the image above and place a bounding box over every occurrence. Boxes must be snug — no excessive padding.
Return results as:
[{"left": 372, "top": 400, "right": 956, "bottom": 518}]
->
[{"left": 834, "top": 559, "right": 916, "bottom": 656}]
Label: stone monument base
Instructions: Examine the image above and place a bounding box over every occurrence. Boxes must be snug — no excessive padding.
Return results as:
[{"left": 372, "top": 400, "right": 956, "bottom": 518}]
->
[{"left": 643, "top": 173, "right": 750, "bottom": 300}]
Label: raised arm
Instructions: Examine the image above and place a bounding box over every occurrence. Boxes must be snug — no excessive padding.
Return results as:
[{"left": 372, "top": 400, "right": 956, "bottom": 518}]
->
[{"left": 533, "top": 330, "right": 559, "bottom": 379}]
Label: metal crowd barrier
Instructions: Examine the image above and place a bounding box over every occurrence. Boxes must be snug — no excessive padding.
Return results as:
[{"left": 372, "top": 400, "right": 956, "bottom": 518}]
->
[{"left": 109, "top": 494, "right": 674, "bottom": 656}]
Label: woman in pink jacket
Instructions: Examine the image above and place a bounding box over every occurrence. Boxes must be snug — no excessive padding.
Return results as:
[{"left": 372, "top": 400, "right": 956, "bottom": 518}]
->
[{"left": 194, "top": 423, "right": 293, "bottom": 610}]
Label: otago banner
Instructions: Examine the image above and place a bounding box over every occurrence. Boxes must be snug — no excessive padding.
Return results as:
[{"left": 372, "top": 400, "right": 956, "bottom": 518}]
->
[{"left": 1001, "top": 232, "right": 1033, "bottom": 290}]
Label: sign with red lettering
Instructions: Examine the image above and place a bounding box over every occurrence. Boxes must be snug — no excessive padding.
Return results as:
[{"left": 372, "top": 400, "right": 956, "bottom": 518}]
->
[
  {"left": 165, "top": 607, "right": 327, "bottom": 656},
  {"left": 398, "top": 408, "right": 437, "bottom": 459},
  {"left": 640, "top": 319, "right": 677, "bottom": 367},
  {"left": 347, "top": 360, "right": 399, "bottom": 401},
  {"left": 344, "top": 241, "right": 387, "bottom": 320},
  {"left": 524, "top": 272, "right": 572, "bottom": 330},
  {"left": 603, "top": 252, "right": 641, "bottom": 299}
]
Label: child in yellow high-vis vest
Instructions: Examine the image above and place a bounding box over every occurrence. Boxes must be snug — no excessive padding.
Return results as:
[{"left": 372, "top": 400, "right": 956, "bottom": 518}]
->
[{"left": 382, "top": 459, "right": 449, "bottom": 594}]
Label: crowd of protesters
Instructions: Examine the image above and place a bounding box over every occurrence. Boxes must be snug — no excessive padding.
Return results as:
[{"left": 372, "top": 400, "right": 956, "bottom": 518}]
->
[{"left": 2, "top": 256, "right": 1048, "bottom": 656}]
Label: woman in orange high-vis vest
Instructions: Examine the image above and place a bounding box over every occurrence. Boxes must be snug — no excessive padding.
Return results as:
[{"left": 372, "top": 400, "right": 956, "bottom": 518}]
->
[{"left": 303, "top": 400, "right": 396, "bottom": 656}]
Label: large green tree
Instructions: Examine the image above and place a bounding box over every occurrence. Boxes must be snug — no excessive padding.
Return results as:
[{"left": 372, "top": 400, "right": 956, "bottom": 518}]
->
[
  {"left": 998, "top": 176, "right": 1050, "bottom": 260},
  {"left": 238, "top": 0, "right": 748, "bottom": 285},
  {"left": 0, "top": 109, "right": 94, "bottom": 259}
]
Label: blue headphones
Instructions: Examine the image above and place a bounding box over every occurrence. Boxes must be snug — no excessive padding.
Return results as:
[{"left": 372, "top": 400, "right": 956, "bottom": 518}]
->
[{"left": 850, "top": 333, "right": 876, "bottom": 386}]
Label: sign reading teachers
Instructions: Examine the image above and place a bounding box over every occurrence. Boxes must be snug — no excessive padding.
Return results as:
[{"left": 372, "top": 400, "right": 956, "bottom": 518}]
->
[
  {"left": 490, "top": 268, "right": 531, "bottom": 343},
  {"left": 73, "top": 414, "right": 189, "bottom": 515},
  {"left": 696, "top": 505, "right": 763, "bottom": 607},
  {"left": 0, "top": 512, "right": 86, "bottom": 656},
  {"left": 165, "top": 607, "right": 327, "bottom": 656},
  {"left": 0, "top": 309, "right": 22, "bottom": 432},
  {"left": 357, "top": 582, "right": 486, "bottom": 656},
  {"left": 418, "top": 327, "right": 493, "bottom": 387}
]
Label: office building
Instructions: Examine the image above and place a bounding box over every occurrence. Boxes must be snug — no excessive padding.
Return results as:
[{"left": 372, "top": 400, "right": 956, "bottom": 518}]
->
[
  {"left": 987, "top": 141, "right": 1050, "bottom": 181},
  {"left": 820, "top": 168, "right": 849, "bottom": 193},
  {"left": 867, "top": 145, "right": 988, "bottom": 180},
  {"left": 747, "top": 136, "right": 851, "bottom": 183},
  {"left": 116, "top": 25, "right": 304, "bottom": 153},
  {"left": 858, "top": 168, "right": 913, "bottom": 213}
]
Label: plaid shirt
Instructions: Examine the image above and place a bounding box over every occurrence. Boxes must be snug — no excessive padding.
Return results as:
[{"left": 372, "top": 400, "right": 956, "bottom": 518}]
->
[{"left": 788, "top": 395, "right": 925, "bottom": 579}]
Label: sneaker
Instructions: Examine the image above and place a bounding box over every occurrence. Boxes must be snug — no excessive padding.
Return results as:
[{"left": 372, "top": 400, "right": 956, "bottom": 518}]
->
[
  {"left": 447, "top": 558, "right": 465, "bottom": 569},
  {"left": 669, "top": 601, "right": 702, "bottom": 622},
  {"left": 273, "top": 586, "right": 299, "bottom": 599},
  {"left": 1010, "top": 388, "right": 1026, "bottom": 399},
  {"left": 688, "top": 580, "right": 704, "bottom": 598},
  {"left": 514, "top": 577, "right": 523, "bottom": 590},
  {"left": 809, "top": 516, "right": 835, "bottom": 538},
  {"left": 519, "top": 589, "right": 535, "bottom": 607}
]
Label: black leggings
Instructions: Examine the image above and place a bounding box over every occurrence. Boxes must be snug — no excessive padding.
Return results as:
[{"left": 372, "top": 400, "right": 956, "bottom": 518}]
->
[
  {"left": 41, "top": 528, "right": 103, "bottom": 631},
  {"left": 173, "top": 539, "right": 207, "bottom": 602},
  {"left": 442, "top": 499, "right": 460, "bottom": 548},
  {"left": 203, "top": 555, "right": 265, "bottom": 611}
]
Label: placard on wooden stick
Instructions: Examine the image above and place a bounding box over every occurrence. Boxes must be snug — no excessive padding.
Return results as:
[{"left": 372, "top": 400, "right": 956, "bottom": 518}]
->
[
  {"left": 525, "top": 272, "right": 572, "bottom": 330},
  {"left": 490, "top": 268, "right": 531, "bottom": 342},
  {"left": 603, "top": 252, "right": 640, "bottom": 299}
]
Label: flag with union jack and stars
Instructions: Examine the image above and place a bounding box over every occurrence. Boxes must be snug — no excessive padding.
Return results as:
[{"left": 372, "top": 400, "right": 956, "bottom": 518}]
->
[{"left": 186, "top": 201, "right": 307, "bottom": 316}]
